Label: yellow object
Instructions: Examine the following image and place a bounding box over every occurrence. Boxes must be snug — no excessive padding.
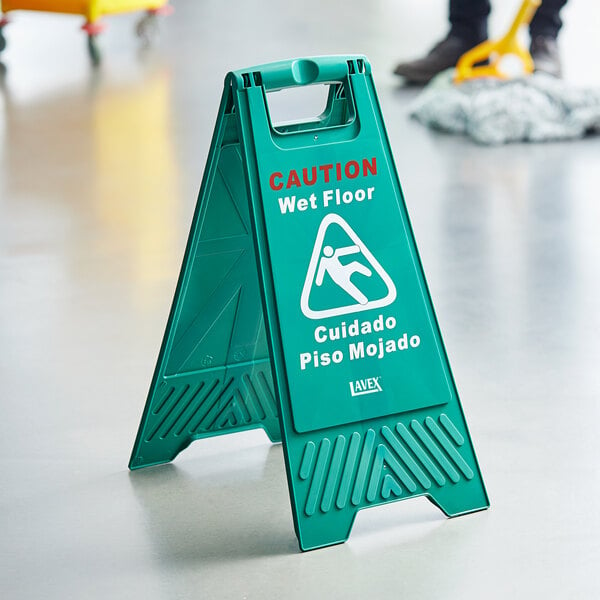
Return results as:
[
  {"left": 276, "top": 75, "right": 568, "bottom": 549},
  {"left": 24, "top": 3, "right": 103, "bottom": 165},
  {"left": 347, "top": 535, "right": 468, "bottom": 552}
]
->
[
  {"left": 0, "top": 0, "right": 172, "bottom": 64},
  {"left": 0, "top": 0, "right": 168, "bottom": 25},
  {"left": 454, "top": 0, "right": 541, "bottom": 83}
]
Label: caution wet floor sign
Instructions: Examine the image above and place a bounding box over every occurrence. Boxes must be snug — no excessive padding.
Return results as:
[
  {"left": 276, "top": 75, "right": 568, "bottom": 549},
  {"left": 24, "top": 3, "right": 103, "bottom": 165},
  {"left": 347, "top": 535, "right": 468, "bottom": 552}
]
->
[{"left": 129, "top": 56, "right": 489, "bottom": 551}]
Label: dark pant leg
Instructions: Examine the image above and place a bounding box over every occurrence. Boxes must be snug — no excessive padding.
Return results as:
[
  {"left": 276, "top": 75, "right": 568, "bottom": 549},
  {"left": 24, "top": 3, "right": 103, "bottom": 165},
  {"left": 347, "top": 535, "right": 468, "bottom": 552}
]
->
[
  {"left": 530, "top": 0, "right": 569, "bottom": 39},
  {"left": 449, "top": 0, "right": 491, "bottom": 44}
]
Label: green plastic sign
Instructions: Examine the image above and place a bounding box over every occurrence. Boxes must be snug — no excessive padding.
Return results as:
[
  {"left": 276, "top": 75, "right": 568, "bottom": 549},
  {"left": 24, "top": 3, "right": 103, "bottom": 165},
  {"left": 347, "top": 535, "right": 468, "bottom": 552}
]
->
[{"left": 129, "top": 55, "right": 489, "bottom": 551}]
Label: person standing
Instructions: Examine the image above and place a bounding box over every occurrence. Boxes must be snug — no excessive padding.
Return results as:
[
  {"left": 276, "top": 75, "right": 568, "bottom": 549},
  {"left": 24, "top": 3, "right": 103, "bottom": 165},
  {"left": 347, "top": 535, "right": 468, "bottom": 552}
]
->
[{"left": 393, "top": 0, "right": 568, "bottom": 82}]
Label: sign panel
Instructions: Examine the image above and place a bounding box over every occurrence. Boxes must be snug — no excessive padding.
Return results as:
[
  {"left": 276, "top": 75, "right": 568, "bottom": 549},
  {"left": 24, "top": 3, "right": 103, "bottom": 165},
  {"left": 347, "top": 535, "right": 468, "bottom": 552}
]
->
[
  {"left": 128, "top": 92, "right": 281, "bottom": 472},
  {"left": 259, "top": 153, "right": 452, "bottom": 434},
  {"left": 130, "top": 56, "right": 489, "bottom": 551}
]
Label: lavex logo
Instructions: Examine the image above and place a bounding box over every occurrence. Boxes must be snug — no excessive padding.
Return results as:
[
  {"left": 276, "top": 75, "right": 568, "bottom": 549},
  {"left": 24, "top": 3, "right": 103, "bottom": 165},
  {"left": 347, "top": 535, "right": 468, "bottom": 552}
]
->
[{"left": 349, "top": 376, "right": 382, "bottom": 397}]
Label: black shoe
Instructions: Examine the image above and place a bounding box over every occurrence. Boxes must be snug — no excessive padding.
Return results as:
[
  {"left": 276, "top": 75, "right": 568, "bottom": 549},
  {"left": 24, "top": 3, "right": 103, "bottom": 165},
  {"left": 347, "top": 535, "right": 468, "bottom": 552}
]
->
[
  {"left": 393, "top": 35, "right": 481, "bottom": 84},
  {"left": 530, "top": 36, "right": 562, "bottom": 78}
]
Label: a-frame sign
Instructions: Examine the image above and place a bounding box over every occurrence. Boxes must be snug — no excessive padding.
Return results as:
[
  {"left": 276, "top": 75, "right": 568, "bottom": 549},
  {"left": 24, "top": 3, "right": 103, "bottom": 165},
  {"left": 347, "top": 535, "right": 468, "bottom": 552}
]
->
[{"left": 129, "top": 56, "right": 489, "bottom": 551}]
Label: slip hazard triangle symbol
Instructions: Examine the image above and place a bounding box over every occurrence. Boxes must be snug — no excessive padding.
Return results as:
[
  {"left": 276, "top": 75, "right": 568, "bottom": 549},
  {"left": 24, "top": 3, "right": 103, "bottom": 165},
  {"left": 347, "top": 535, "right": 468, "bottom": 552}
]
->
[{"left": 300, "top": 213, "right": 396, "bottom": 319}]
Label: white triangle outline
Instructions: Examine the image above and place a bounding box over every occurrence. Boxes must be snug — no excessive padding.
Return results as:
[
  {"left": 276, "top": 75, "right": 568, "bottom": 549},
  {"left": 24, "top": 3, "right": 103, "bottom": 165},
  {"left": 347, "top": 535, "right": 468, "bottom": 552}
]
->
[{"left": 300, "top": 213, "right": 397, "bottom": 319}]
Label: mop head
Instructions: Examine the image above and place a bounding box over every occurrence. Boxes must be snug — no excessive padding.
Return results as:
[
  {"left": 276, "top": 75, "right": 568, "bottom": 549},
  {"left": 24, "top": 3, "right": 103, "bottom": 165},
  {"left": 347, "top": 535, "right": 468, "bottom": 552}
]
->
[{"left": 409, "top": 69, "right": 600, "bottom": 145}]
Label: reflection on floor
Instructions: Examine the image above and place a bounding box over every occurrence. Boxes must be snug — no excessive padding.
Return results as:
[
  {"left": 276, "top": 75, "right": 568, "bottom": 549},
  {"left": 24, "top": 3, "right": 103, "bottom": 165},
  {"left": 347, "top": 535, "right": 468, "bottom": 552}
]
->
[{"left": 0, "top": 2, "right": 599, "bottom": 599}]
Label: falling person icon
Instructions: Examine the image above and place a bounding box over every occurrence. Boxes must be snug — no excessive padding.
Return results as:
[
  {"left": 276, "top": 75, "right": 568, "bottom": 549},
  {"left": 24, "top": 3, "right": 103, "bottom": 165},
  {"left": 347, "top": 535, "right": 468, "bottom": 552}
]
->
[
  {"left": 300, "top": 213, "right": 397, "bottom": 319},
  {"left": 315, "top": 245, "right": 373, "bottom": 304}
]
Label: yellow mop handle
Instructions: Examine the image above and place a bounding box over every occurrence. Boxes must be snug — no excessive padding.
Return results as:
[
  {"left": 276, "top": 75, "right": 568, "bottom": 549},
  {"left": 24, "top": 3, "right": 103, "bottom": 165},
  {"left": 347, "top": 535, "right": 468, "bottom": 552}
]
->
[
  {"left": 455, "top": 0, "right": 541, "bottom": 83},
  {"left": 506, "top": 0, "right": 542, "bottom": 40}
]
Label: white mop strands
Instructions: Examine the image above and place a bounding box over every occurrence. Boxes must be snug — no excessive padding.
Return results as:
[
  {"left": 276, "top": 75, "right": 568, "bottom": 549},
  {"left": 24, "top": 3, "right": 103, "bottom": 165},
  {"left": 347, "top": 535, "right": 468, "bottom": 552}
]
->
[{"left": 409, "top": 69, "right": 600, "bottom": 145}]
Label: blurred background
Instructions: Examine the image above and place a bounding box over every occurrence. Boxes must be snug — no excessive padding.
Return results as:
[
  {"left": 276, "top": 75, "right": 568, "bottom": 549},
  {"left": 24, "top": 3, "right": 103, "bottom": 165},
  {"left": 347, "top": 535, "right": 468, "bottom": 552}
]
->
[{"left": 0, "top": 1, "right": 599, "bottom": 599}]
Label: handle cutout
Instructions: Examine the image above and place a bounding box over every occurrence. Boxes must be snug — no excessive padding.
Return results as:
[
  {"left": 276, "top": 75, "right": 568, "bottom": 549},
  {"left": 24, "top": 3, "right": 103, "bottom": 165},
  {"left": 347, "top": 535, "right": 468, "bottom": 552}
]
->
[
  {"left": 266, "top": 84, "right": 330, "bottom": 129},
  {"left": 265, "top": 83, "right": 355, "bottom": 136}
]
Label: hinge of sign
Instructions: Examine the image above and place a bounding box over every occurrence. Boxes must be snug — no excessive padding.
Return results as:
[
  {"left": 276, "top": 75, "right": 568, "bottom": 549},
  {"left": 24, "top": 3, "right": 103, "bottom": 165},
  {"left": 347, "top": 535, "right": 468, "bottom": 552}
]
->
[
  {"left": 347, "top": 59, "right": 365, "bottom": 75},
  {"left": 242, "top": 72, "right": 252, "bottom": 87},
  {"left": 241, "top": 72, "right": 263, "bottom": 88}
]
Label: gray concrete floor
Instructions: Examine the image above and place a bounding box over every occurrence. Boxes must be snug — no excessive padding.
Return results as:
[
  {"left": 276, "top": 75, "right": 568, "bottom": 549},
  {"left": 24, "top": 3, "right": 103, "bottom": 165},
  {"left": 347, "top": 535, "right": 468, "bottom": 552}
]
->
[{"left": 1, "top": 1, "right": 599, "bottom": 599}]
